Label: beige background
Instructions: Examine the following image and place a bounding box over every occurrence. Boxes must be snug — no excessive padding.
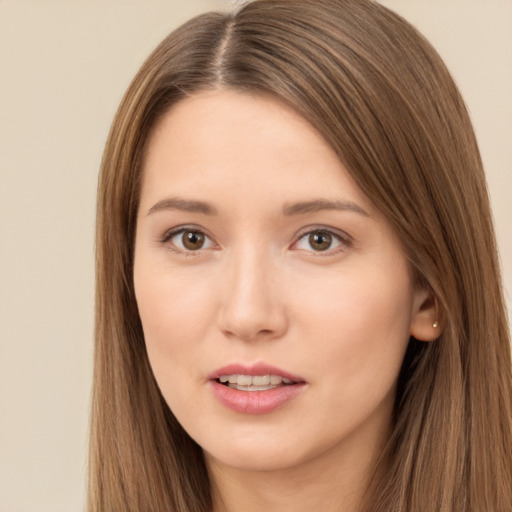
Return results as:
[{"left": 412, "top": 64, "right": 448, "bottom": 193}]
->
[{"left": 0, "top": 1, "right": 510, "bottom": 511}]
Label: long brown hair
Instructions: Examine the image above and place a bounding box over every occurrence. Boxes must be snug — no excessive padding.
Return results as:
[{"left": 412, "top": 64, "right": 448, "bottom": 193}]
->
[{"left": 89, "top": 1, "right": 512, "bottom": 510}]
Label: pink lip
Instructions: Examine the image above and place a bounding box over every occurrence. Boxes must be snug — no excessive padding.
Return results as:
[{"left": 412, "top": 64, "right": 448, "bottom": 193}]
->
[{"left": 208, "top": 363, "right": 306, "bottom": 415}]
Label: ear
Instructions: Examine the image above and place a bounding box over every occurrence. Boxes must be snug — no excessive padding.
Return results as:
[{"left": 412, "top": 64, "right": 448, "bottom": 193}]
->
[{"left": 410, "top": 284, "right": 442, "bottom": 342}]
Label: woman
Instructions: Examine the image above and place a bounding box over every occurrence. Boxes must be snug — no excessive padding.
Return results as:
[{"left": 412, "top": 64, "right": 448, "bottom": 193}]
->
[{"left": 88, "top": 0, "right": 512, "bottom": 510}]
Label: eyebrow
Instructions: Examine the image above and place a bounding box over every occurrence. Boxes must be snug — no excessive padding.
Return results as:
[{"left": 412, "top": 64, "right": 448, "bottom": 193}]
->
[
  {"left": 147, "top": 198, "right": 218, "bottom": 216},
  {"left": 146, "top": 197, "right": 370, "bottom": 218},
  {"left": 283, "top": 199, "right": 370, "bottom": 217}
]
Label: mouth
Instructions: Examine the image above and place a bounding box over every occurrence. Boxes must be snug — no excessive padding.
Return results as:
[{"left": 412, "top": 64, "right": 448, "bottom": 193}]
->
[
  {"left": 208, "top": 363, "right": 306, "bottom": 413},
  {"left": 216, "top": 373, "right": 296, "bottom": 392}
]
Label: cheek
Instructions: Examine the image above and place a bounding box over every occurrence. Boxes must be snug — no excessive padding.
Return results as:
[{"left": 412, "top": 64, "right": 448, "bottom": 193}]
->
[
  {"left": 135, "top": 263, "right": 214, "bottom": 336},
  {"left": 134, "top": 270, "right": 217, "bottom": 423},
  {"left": 289, "top": 265, "right": 413, "bottom": 441},
  {"left": 133, "top": 263, "right": 217, "bottom": 386},
  {"left": 295, "top": 262, "right": 413, "bottom": 384}
]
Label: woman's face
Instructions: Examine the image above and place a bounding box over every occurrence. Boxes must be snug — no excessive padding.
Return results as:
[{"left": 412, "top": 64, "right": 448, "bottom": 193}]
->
[{"left": 134, "top": 90, "right": 431, "bottom": 475}]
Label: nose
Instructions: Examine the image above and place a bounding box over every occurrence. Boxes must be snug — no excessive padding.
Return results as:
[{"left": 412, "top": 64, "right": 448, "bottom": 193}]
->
[{"left": 216, "top": 247, "right": 288, "bottom": 342}]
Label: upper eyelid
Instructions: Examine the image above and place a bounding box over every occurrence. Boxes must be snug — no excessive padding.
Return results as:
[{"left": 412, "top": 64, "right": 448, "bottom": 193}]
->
[
  {"left": 294, "top": 225, "right": 353, "bottom": 243},
  {"left": 159, "top": 224, "right": 353, "bottom": 249},
  {"left": 291, "top": 227, "right": 354, "bottom": 255},
  {"left": 160, "top": 226, "right": 217, "bottom": 256},
  {"left": 161, "top": 225, "right": 213, "bottom": 242}
]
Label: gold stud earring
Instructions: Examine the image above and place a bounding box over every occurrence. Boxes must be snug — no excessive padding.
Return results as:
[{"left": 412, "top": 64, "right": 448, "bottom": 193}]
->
[{"left": 433, "top": 321, "right": 439, "bottom": 328}]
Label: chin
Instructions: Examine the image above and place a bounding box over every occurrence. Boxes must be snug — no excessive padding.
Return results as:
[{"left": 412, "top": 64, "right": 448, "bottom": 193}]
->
[
  {"left": 205, "top": 444, "right": 305, "bottom": 473},
  {"left": 200, "top": 422, "right": 343, "bottom": 475}
]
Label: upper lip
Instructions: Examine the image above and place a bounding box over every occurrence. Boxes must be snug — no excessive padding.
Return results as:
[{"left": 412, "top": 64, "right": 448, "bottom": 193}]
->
[{"left": 208, "top": 363, "right": 305, "bottom": 383}]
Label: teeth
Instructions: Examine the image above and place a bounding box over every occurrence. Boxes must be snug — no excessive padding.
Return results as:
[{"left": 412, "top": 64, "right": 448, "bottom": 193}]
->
[
  {"left": 238, "top": 375, "right": 253, "bottom": 386},
  {"left": 252, "top": 375, "right": 270, "bottom": 386},
  {"left": 270, "top": 375, "right": 282, "bottom": 385},
  {"left": 218, "top": 374, "right": 295, "bottom": 389}
]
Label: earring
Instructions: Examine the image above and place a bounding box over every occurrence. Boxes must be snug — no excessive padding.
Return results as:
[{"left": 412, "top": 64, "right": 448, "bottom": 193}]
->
[{"left": 432, "top": 320, "right": 439, "bottom": 328}]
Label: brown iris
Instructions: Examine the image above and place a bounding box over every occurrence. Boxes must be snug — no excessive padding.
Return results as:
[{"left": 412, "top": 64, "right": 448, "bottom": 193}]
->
[
  {"left": 309, "top": 231, "right": 333, "bottom": 251},
  {"left": 182, "top": 230, "right": 205, "bottom": 250}
]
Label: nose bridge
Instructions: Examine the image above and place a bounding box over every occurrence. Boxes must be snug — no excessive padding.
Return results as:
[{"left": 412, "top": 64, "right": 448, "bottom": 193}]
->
[{"left": 217, "top": 240, "right": 287, "bottom": 341}]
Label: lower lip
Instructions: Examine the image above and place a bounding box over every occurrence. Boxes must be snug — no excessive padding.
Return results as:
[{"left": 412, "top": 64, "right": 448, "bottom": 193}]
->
[{"left": 210, "top": 380, "right": 305, "bottom": 414}]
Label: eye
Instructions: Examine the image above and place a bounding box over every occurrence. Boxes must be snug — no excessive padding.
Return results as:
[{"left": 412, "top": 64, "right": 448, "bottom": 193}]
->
[
  {"left": 163, "top": 228, "right": 215, "bottom": 252},
  {"left": 293, "top": 228, "right": 351, "bottom": 253}
]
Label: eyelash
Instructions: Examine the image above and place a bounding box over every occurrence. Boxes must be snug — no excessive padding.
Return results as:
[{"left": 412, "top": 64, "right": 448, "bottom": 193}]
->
[
  {"left": 293, "top": 226, "right": 353, "bottom": 255},
  {"left": 160, "top": 225, "right": 353, "bottom": 256},
  {"left": 160, "top": 226, "right": 217, "bottom": 256}
]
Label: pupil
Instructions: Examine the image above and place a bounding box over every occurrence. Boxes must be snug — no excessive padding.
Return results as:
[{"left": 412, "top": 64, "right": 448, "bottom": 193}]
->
[
  {"left": 309, "top": 231, "right": 332, "bottom": 251},
  {"left": 183, "top": 231, "right": 204, "bottom": 250}
]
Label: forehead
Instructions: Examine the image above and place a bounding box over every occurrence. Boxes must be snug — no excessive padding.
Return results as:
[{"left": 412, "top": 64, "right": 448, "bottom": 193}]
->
[{"left": 140, "top": 89, "right": 373, "bottom": 215}]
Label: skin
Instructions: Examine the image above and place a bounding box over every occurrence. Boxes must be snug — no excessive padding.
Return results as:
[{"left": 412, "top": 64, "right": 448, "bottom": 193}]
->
[{"left": 133, "top": 90, "right": 437, "bottom": 512}]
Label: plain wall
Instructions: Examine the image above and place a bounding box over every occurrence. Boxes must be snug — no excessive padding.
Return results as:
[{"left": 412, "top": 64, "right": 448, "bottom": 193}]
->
[{"left": 0, "top": 1, "right": 510, "bottom": 511}]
